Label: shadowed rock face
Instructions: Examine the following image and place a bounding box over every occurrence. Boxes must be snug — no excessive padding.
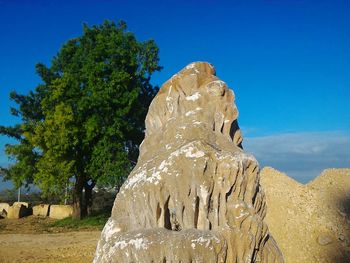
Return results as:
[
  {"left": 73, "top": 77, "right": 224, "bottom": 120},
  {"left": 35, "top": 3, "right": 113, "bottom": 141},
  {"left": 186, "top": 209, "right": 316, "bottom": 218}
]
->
[{"left": 94, "top": 62, "right": 284, "bottom": 263}]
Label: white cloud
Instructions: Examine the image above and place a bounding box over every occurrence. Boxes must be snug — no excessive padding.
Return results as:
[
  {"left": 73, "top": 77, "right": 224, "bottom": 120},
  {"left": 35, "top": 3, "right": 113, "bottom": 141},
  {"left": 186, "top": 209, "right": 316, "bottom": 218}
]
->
[
  {"left": 1, "top": 131, "right": 349, "bottom": 187},
  {"left": 244, "top": 131, "right": 350, "bottom": 183}
]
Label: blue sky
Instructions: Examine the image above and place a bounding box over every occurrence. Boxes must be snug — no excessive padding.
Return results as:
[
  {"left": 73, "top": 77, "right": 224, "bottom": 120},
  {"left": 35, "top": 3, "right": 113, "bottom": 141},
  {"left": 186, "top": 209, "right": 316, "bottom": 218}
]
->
[{"left": 0, "top": 0, "right": 349, "bottom": 187}]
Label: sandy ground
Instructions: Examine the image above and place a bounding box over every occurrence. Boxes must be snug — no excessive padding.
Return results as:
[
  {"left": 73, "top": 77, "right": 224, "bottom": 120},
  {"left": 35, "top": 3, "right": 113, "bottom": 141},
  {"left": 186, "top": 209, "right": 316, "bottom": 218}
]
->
[
  {"left": 0, "top": 231, "right": 100, "bottom": 263},
  {"left": 0, "top": 217, "right": 101, "bottom": 263}
]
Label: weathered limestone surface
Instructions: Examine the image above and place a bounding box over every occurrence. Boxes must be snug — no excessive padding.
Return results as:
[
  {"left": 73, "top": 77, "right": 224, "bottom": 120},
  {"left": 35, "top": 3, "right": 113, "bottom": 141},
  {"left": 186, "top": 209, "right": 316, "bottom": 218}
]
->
[
  {"left": 7, "top": 203, "right": 32, "bottom": 219},
  {"left": 260, "top": 167, "right": 350, "bottom": 263},
  {"left": 33, "top": 204, "right": 50, "bottom": 217},
  {"left": 49, "top": 205, "right": 73, "bottom": 219},
  {"left": 94, "top": 62, "right": 283, "bottom": 263},
  {"left": 0, "top": 203, "right": 10, "bottom": 218},
  {"left": 13, "top": 201, "right": 30, "bottom": 208}
]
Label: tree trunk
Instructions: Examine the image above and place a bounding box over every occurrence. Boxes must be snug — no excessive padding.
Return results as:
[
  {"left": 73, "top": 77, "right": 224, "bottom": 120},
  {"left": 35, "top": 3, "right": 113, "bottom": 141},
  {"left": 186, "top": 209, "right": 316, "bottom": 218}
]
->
[
  {"left": 72, "top": 176, "right": 96, "bottom": 219},
  {"left": 84, "top": 181, "right": 95, "bottom": 216},
  {"left": 72, "top": 176, "right": 84, "bottom": 219}
]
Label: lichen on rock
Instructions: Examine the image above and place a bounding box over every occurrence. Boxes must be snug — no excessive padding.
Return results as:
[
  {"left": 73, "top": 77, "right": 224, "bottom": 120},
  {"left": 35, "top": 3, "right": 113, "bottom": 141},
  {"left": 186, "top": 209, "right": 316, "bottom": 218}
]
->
[{"left": 93, "top": 62, "right": 284, "bottom": 263}]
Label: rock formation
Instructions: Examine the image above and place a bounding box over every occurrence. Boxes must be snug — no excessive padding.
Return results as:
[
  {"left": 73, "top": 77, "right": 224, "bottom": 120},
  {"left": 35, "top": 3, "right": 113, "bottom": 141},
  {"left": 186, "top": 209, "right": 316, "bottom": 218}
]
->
[
  {"left": 260, "top": 167, "right": 350, "bottom": 263},
  {"left": 94, "top": 62, "right": 284, "bottom": 262}
]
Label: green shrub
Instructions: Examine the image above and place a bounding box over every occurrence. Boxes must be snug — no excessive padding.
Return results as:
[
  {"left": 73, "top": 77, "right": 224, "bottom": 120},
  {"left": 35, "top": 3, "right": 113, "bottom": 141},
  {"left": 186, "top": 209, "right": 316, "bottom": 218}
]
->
[{"left": 49, "top": 213, "right": 109, "bottom": 229}]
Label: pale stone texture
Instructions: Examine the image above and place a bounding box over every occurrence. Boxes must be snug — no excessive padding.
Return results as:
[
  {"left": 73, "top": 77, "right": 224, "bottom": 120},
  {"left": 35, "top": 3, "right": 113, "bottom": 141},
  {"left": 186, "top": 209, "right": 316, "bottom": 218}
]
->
[
  {"left": 260, "top": 167, "right": 350, "bottom": 263},
  {"left": 13, "top": 201, "right": 30, "bottom": 208},
  {"left": 0, "top": 203, "right": 10, "bottom": 218},
  {"left": 33, "top": 204, "right": 50, "bottom": 217},
  {"left": 49, "top": 205, "right": 73, "bottom": 219},
  {"left": 7, "top": 203, "right": 32, "bottom": 219},
  {"left": 94, "top": 62, "right": 283, "bottom": 263}
]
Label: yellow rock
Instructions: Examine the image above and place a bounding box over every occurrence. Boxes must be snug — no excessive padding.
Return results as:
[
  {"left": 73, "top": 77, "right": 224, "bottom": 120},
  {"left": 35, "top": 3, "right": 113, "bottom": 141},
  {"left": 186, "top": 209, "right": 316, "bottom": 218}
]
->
[
  {"left": 13, "top": 201, "right": 30, "bottom": 208},
  {"left": 0, "top": 203, "right": 10, "bottom": 218},
  {"left": 33, "top": 204, "right": 50, "bottom": 217},
  {"left": 260, "top": 167, "right": 350, "bottom": 263},
  {"left": 7, "top": 203, "right": 32, "bottom": 219},
  {"left": 49, "top": 205, "right": 73, "bottom": 219}
]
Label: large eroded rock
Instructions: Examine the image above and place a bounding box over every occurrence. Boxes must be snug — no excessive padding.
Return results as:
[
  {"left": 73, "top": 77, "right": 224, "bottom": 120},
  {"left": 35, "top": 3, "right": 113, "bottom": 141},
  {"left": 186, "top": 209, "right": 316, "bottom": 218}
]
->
[
  {"left": 260, "top": 167, "right": 350, "bottom": 263},
  {"left": 94, "top": 62, "right": 283, "bottom": 262}
]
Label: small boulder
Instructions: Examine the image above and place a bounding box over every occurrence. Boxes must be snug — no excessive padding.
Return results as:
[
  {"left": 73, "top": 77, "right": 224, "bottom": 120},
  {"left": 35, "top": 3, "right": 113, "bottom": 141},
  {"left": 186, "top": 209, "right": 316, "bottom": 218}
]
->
[
  {"left": 49, "top": 205, "right": 73, "bottom": 219},
  {"left": 7, "top": 203, "right": 32, "bottom": 219},
  {"left": 0, "top": 203, "right": 10, "bottom": 218},
  {"left": 33, "top": 204, "right": 50, "bottom": 217}
]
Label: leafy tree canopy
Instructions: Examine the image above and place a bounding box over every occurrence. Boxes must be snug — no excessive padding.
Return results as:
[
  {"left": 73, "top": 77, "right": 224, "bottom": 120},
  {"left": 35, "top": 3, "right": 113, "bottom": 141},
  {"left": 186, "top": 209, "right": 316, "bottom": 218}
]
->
[{"left": 0, "top": 20, "right": 161, "bottom": 218}]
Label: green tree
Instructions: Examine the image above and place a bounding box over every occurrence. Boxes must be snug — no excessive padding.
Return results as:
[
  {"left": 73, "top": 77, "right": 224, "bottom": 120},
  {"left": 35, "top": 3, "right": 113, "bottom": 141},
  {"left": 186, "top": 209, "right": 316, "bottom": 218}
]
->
[{"left": 0, "top": 20, "right": 161, "bottom": 219}]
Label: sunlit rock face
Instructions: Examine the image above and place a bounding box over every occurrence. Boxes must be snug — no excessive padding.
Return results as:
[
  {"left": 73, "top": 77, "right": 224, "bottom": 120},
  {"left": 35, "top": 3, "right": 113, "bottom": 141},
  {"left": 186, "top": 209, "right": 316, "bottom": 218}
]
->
[
  {"left": 260, "top": 167, "right": 350, "bottom": 263},
  {"left": 94, "top": 62, "right": 284, "bottom": 263}
]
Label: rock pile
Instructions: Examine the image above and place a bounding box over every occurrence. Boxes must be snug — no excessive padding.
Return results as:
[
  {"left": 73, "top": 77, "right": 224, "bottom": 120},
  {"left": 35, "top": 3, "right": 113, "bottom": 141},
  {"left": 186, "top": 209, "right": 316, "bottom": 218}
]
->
[
  {"left": 260, "top": 167, "right": 350, "bottom": 263},
  {"left": 94, "top": 62, "right": 284, "bottom": 262},
  {"left": 0, "top": 202, "right": 72, "bottom": 219}
]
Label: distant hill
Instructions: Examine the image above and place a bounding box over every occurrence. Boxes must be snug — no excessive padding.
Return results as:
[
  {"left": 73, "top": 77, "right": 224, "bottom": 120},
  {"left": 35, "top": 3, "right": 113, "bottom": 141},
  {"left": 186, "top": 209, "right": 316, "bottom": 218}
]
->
[{"left": 260, "top": 167, "right": 350, "bottom": 263}]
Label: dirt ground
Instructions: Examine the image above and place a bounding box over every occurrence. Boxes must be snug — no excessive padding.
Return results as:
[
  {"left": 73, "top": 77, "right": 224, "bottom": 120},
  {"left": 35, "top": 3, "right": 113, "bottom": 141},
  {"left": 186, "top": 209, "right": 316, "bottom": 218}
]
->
[{"left": 0, "top": 216, "right": 101, "bottom": 263}]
